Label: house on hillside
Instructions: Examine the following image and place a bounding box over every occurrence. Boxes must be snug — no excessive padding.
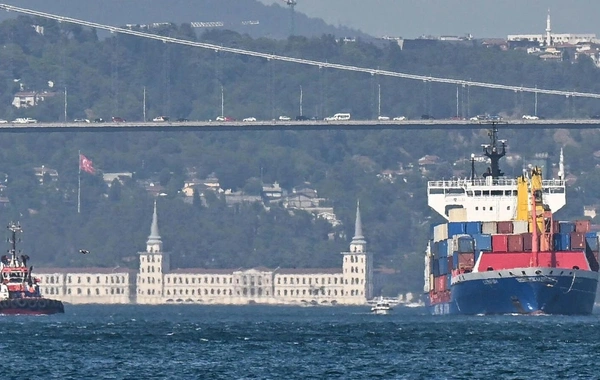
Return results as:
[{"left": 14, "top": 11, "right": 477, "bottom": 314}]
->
[
  {"left": 12, "top": 91, "right": 57, "bottom": 108},
  {"left": 34, "top": 166, "right": 59, "bottom": 183}
]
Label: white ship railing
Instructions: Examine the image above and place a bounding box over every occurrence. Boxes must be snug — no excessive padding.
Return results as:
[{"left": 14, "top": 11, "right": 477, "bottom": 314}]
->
[{"left": 427, "top": 179, "right": 565, "bottom": 188}]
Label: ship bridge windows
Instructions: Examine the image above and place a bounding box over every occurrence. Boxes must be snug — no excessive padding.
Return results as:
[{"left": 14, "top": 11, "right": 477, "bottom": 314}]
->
[
  {"left": 429, "top": 188, "right": 444, "bottom": 195},
  {"left": 446, "top": 188, "right": 465, "bottom": 195}
]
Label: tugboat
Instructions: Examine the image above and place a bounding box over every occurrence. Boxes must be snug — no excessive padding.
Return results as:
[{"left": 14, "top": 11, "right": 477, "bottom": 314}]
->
[{"left": 0, "top": 222, "right": 64, "bottom": 315}]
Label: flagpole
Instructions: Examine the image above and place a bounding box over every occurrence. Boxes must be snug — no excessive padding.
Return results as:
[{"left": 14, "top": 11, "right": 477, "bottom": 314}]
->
[{"left": 77, "top": 150, "right": 81, "bottom": 214}]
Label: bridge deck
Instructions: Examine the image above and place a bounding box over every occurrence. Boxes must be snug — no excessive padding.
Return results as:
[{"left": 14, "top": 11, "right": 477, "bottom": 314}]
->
[{"left": 0, "top": 119, "right": 598, "bottom": 132}]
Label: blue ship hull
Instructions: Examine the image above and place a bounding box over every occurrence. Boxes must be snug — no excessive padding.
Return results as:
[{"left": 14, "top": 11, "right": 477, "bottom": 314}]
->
[{"left": 428, "top": 271, "right": 598, "bottom": 315}]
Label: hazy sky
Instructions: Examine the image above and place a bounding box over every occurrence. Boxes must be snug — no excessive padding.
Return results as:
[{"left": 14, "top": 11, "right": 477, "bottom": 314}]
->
[{"left": 259, "top": 0, "right": 600, "bottom": 39}]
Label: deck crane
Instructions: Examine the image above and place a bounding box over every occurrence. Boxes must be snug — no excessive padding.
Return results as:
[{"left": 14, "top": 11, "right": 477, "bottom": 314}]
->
[{"left": 283, "top": 0, "right": 297, "bottom": 36}]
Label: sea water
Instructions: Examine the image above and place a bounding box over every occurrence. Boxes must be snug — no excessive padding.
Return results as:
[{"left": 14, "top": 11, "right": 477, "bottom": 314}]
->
[{"left": 2, "top": 305, "right": 600, "bottom": 379}]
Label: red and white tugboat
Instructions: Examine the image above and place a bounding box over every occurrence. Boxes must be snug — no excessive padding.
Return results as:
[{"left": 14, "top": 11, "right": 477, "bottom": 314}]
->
[{"left": 0, "top": 222, "right": 64, "bottom": 315}]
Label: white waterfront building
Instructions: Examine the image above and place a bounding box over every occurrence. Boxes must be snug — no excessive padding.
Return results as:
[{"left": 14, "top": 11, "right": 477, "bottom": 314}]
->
[
  {"left": 508, "top": 10, "right": 596, "bottom": 46},
  {"left": 37, "top": 201, "right": 373, "bottom": 306}
]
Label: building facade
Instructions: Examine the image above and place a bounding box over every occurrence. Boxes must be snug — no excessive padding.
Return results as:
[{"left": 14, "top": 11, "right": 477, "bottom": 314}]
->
[{"left": 36, "top": 201, "right": 373, "bottom": 306}]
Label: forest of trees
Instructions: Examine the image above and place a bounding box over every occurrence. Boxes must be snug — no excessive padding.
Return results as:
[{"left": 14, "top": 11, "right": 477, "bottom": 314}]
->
[{"left": 0, "top": 16, "right": 599, "bottom": 295}]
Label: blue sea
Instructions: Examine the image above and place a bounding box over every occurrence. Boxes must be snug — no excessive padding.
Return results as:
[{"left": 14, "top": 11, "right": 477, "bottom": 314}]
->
[{"left": 3, "top": 305, "right": 600, "bottom": 379}]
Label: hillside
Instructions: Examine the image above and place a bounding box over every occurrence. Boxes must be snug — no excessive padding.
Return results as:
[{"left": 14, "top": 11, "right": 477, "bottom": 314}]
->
[
  {"left": 0, "top": 0, "right": 369, "bottom": 40},
  {"left": 0, "top": 16, "right": 598, "bottom": 295}
]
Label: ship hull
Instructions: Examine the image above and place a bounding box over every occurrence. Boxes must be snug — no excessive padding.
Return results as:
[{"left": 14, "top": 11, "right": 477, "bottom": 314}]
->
[
  {"left": 428, "top": 269, "right": 598, "bottom": 315},
  {"left": 0, "top": 298, "right": 64, "bottom": 315}
]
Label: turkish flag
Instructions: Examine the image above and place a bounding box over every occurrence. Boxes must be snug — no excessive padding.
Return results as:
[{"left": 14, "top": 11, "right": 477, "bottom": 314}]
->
[{"left": 79, "top": 154, "right": 95, "bottom": 174}]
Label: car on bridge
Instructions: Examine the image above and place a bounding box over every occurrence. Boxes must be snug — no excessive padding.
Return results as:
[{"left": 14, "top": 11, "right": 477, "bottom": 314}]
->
[
  {"left": 378, "top": 116, "right": 390, "bottom": 121},
  {"left": 216, "top": 116, "right": 235, "bottom": 122},
  {"left": 243, "top": 117, "right": 257, "bottom": 122},
  {"left": 278, "top": 115, "right": 291, "bottom": 121},
  {"left": 393, "top": 116, "right": 407, "bottom": 121},
  {"left": 522, "top": 115, "right": 539, "bottom": 120},
  {"left": 74, "top": 118, "right": 90, "bottom": 123},
  {"left": 13, "top": 118, "right": 37, "bottom": 123},
  {"left": 152, "top": 116, "right": 169, "bottom": 122},
  {"left": 112, "top": 116, "right": 126, "bottom": 122}
]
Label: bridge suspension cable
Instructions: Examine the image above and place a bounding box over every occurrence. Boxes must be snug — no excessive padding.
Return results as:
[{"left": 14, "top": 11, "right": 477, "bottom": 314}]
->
[{"left": 2, "top": 3, "right": 600, "bottom": 100}]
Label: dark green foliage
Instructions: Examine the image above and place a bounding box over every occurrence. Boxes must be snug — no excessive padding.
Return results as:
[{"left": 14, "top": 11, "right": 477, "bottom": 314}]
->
[{"left": 0, "top": 17, "right": 599, "bottom": 295}]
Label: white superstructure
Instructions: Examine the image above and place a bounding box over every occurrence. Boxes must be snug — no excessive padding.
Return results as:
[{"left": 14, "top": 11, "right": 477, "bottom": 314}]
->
[{"left": 427, "top": 126, "right": 566, "bottom": 222}]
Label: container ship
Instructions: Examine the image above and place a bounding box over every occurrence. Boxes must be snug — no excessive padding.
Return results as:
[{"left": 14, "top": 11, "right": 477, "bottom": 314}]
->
[
  {"left": 424, "top": 126, "right": 599, "bottom": 315},
  {"left": 0, "top": 222, "right": 64, "bottom": 315}
]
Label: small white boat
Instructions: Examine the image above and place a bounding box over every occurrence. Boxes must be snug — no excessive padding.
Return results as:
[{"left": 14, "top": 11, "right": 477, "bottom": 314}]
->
[{"left": 371, "top": 298, "right": 393, "bottom": 315}]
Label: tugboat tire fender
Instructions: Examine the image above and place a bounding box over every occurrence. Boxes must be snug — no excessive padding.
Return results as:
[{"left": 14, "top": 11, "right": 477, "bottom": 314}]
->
[
  {"left": 27, "top": 298, "right": 37, "bottom": 309},
  {"left": 15, "top": 298, "right": 27, "bottom": 308},
  {"left": 37, "top": 299, "right": 47, "bottom": 309}
]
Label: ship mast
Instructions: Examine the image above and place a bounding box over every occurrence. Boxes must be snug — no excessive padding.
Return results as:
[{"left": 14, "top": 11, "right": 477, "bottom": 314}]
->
[
  {"left": 482, "top": 124, "right": 506, "bottom": 179},
  {"left": 7, "top": 222, "right": 21, "bottom": 267}
]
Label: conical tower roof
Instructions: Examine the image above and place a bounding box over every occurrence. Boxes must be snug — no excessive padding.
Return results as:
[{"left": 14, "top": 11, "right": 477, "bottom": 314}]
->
[
  {"left": 351, "top": 200, "right": 366, "bottom": 245},
  {"left": 147, "top": 200, "right": 161, "bottom": 245}
]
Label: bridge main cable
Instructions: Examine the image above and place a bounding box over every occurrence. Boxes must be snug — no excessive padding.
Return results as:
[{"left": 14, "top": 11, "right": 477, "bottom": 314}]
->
[{"left": 2, "top": 3, "right": 600, "bottom": 100}]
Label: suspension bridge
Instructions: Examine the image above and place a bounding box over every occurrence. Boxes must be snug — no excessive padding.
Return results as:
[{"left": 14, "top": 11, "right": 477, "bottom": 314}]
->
[
  {"left": 0, "top": 4, "right": 599, "bottom": 131},
  {"left": 0, "top": 119, "right": 596, "bottom": 133}
]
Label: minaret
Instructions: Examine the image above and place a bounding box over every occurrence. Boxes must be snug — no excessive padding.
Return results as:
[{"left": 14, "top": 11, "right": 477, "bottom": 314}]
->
[
  {"left": 137, "top": 200, "right": 169, "bottom": 304},
  {"left": 342, "top": 200, "right": 373, "bottom": 303},
  {"left": 146, "top": 200, "right": 162, "bottom": 253},
  {"left": 558, "top": 148, "right": 564, "bottom": 180},
  {"left": 350, "top": 200, "right": 366, "bottom": 253},
  {"left": 546, "top": 9, "right": 552, "bottom": 47}
]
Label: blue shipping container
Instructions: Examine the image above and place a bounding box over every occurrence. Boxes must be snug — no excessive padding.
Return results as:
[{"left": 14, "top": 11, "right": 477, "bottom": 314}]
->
[
  {"left": 448, "top": 222, "right": 466, "bottom": 236},
  {"left": 465, "top": 222, "right": 482, "bottom": 235},
  {"left": 553, "top": 233, "right": 571, "bottom": 251},
  {"left": 473, "top": 234, "right": 492, "bottom": 251},
  {"left": 432, "top": 259, "right": 440, "bottom": 276},
  {"left": 447, "top": 274, "right": 452, "bottom": 289},
  {"left": 559, "top": 221, "right": 575, "bottom": 234},
  {"left": 439, "top": 258, "right": 448, "bottom": 275},
  {"left": 439, "top": 240, "right": 448, "bottom": 258}
]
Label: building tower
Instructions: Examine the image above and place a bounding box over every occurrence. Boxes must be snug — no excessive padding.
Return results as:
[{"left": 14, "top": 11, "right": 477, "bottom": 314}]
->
[
  {"left": 136, "top": 201, "right": 170, "bottom": 304},
  {"left": 341, "top": 201, "right": 373, "bottom": 304},
  {"left": 546, "top": 9, "right": 552, "bottom": 47}
]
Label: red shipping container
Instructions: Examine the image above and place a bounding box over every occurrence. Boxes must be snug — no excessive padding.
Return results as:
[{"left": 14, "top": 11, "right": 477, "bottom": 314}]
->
[
  {"left": 492, "top": 234, "right": 508, "bottom": 252},
  {"left": 447, "top": 257, "right": 453, "bottom": 271},
  {"left": 457, "top": 252, "right": 474, "bottom": 269},
  {"left": 435, "top": 276, "right": 447, "bottom": 292},
  {"left": 575, "top": 220, "right": 591, "bottom": 233},
  {"left": 497, "top": 221, "right": 514, "bottom": 234},
  {"left": 522, "top": 233, "right": 532, "bottom": 251},
  {"left": 570, "top": 232, "right": 585, "bottom": 250},
  {"left": 507, "top": 234, "right": 524, "bottom": 252}
]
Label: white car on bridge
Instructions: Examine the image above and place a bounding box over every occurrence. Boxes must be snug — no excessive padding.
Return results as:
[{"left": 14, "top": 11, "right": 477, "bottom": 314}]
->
[
  {"left": 243, "top": 117, "right": 257, "bottom": 122},
  {"left": 13, "top": 118, "right": 37, "bottom": 124},
  {"left": 522, "top": 115, "right": 539, "bottom": 120}
]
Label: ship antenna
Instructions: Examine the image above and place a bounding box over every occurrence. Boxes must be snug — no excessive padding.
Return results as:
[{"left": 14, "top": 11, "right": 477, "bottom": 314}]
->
[
  {"left": 6, "top": 222, "right": 21, "bottom": 267},
  {"left": 470, "top": 153, "right": 476, "bottom": 184},
  {"left": 482, "top": 124, "right": 506, "bottom": 179}
]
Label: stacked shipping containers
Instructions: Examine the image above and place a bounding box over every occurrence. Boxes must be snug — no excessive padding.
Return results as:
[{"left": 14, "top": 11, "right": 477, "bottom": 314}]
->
[{"left": 426, "top": 219, "right": 596, "bottom": 294}]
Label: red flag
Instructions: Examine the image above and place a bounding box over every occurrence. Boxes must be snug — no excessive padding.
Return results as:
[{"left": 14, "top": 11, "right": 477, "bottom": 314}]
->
[{"left": 79, "top": 154, "right": 95, "bottom": 174}]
